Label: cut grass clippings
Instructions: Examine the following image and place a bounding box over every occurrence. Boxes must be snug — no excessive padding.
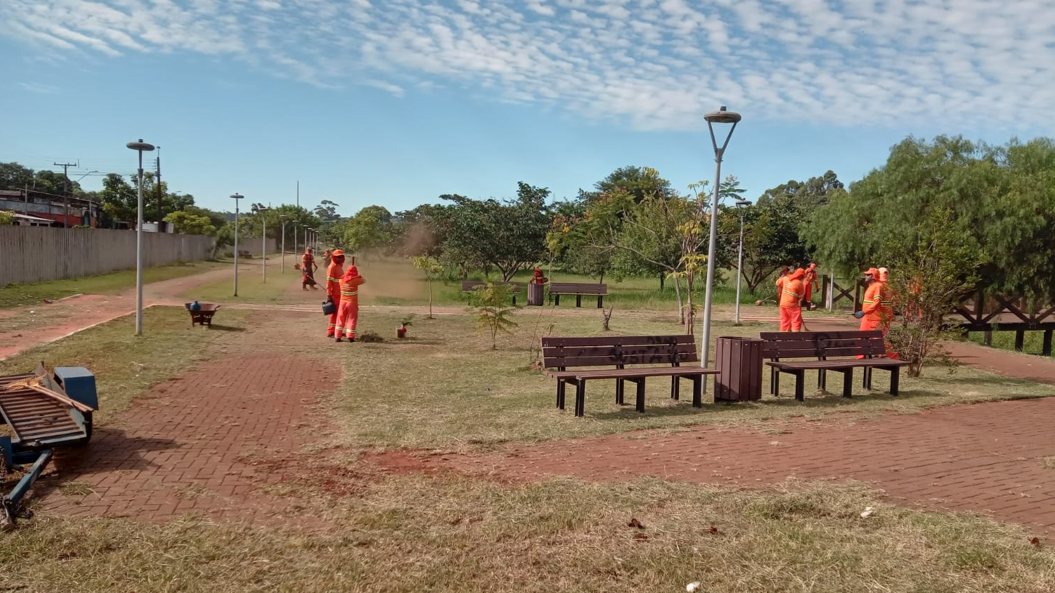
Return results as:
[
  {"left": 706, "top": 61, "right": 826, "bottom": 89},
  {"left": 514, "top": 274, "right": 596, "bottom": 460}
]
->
[
  {"left": 0, "top": 261, "right": 223, "bottom": 309},
  {"left": 324, "top": 310, "right": 1055, "bottom": 452},
  {"left": 0, "top": 306, "right": 250, "bottom": 422},
  {"left": 2, "top": 476, "right": 1053, "bottom": 593}
]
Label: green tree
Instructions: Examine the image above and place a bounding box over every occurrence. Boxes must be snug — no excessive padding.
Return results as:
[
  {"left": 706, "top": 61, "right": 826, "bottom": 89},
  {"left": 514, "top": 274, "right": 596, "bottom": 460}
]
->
[
  {"left": 591, "top": 165, "right": 674, "bottom": 203},
  {"left": 0, "top": 211, "right": 14, "bottom": 225},
  {"left": 413, "top": 255, "right": 444, "bottom": 319},
  {"left": 0, "top": 162, "right": 35, "bottom": 191},
  {"left": 472, "top": 282, "right": 519, "bottom": 350},
  {"left": 342, "top": 205, "right": 393, "bottom": 254},
  {"left": 164, "top": 211, "right": 216, "bottom": 236}
]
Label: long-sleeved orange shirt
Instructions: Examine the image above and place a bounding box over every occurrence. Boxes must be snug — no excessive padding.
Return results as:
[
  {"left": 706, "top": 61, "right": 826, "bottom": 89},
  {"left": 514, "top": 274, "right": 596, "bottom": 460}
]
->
[{"left": 325, "top": 261, "right": 344, "bottom": 301}]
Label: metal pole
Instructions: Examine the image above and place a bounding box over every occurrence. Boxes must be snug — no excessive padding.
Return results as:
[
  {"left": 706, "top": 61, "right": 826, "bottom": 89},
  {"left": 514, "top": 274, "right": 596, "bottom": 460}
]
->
[
  {"left": 294, "top": 225, "right": 298, "bottom": 254},
  {"left": 135, "top": 153, "right": 144, "bottom": 336},
  {"left": 700, "top": 153, "right": 722, "bottom": 368},
  {"left": 735, "top": 210, "right": 745, "bottom": 325},
  {"left": 281, "top": 220, "right": 286, "bottom": 274},
  {"left": 262, "top": 213, "right": 267, "bottom": 283},
  {"left": 232, "top": 194, "right": 242, "bottom": 296}
]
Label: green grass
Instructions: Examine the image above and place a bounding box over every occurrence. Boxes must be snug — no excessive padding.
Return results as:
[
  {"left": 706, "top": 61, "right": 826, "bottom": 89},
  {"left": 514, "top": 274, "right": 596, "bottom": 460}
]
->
[
  {"left": 180, "top": 270, "right": 291, "bottom": 305},
  {"left": 0, "top": 306, "right": 250, "bottom": 422},
  {"left": 4, "top": 476, "right": 1053, "bottom": 592},
  {"left": 323, "top": 309, "right": 1055, "bottom": 452},
  {"left": 0, "top": 261, "right": 223, "bottom": 309},
  {"left": 967, "top": 330, "right": 1052, "bottom": 357}
]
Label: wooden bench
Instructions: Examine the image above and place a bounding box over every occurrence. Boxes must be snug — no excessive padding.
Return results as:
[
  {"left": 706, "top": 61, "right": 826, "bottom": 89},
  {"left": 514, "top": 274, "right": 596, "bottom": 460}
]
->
[
  {"left": 237, "top": 250, "right": 252, "bottom": 259},
  {"left": 549, "top": 282, "right": 608, "bottom": 308},
  {"left": 541, "top": 335, "right": 720, "bottom": 417},
  {"left": 760, "top": 330, "right": 910, "bottom": 401},
  {"left": 461, "top": 281, "right": 521, "bottom": 305}
]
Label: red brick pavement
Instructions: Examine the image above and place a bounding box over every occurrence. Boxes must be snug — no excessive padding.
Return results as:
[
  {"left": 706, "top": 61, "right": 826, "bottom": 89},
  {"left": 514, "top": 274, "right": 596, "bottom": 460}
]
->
[
  {"left": 426, "top": 397, "right": 1055, "bottom": 535},
  {"left": 33, "top": 352, "right": 339, "bottom": 524}
]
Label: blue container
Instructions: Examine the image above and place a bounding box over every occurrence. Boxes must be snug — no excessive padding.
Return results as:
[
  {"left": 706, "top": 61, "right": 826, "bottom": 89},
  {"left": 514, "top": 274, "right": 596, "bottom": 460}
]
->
[{"left": 54, "top": 366, "right": 98, "bottom": 410}]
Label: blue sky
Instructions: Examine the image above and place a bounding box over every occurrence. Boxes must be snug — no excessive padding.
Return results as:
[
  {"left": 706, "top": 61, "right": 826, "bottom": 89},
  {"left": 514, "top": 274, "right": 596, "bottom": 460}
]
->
[{"left": 1, "top": 0, "right": 1052, "bottom": 216}]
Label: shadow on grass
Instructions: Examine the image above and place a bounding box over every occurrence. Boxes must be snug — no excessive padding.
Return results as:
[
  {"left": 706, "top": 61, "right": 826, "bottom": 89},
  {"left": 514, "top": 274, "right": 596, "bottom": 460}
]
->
[{"left": 204, "top": 324, "right": 247, "bottom": 332}]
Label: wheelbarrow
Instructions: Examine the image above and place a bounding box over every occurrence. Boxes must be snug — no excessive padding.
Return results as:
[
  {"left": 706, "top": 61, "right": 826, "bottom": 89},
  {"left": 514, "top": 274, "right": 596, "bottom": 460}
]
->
[{"left": 184, "top": 302, "right": 220, "bottom": 328}]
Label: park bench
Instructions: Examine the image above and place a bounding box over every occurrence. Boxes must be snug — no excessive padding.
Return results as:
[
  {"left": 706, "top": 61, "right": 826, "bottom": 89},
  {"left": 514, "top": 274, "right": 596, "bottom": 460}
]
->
[
  {"left": 541, "top": 335, "right": 720, "bottom": 417},
  {"left": 237, "top": 250, "right": 252, "bottom": 259},
  {"left": 759, "top": 330, "right": 910, "bottom": 401},
  {"left": 549, "top": 282, "right": 608, "bottom": 308},
  {"left": 461, "top": 281, "right": 521, "bottom": 305}
]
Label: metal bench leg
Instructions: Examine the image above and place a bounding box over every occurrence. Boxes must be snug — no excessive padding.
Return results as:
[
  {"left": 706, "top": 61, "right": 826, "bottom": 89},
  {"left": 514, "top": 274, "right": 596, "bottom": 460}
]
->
[
  {"left": 843, "top": 369, "right": 853, "bottom": 398},
  {"left": 576, "top": 295, "right": 582, "bottom": 307},
  {"left": 557, "top": 380, "right": 566, "bottom": 409},
  {"left": 818, "top": 369, "right": 827, "bottom": 392},
  {"left": 616, "top": 379, "right": 625, "bottom": 405},
  {"left": 576, "top": 380, "right": 586, "bottom": 417},
  {"left": 554, "top": 294, "right": 560, "bottom": 306},
  {"left": 692, "top": 376, "right": 703, "bottom": 408},
  {"left": 889, "top": 367, "right": 900, "bottom": 396},
  {"left": 794, "top": 370, "right": 805, "bottom": 402},
  {"left": 512, "top": 295, "right": 517, "bottom": 306},
  {"left": 597, "top": 296, "right": 603, "bottom": 309},
  {"left": 671, "top": 376, "right": 680, "bottom": 400},
  {"left": 635, "top": 379, "right": 646, "bottom": 413},
  {"left": 773, "top": 368, "right": 780, "bottom": 396}
]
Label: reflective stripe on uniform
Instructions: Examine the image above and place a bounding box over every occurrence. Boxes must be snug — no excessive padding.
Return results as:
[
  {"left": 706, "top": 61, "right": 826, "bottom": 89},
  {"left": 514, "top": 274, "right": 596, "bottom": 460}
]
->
[
  {"left": 340, "top": 291, "right": 358, "bottom": 297},
  {"left": 782, "top": 289, "right": 803, "bottom": 299}
]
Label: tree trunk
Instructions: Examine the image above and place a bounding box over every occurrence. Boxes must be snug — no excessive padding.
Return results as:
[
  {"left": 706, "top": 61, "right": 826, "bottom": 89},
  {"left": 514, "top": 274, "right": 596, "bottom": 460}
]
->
[
  {"left": 684, "top": 275, "right": 695, "bottom": 335},
  {"left": 659, "top": 274, "right": 665, "bottom": 290},
  {"left": 427, "top": 279, "right": 434, "bottom": 319},
  {"left": 674, "top": 274, "right": 684, "bottom": 325},
  {"left": 598, "top": 273, "right": 604, "bottom": 284}
]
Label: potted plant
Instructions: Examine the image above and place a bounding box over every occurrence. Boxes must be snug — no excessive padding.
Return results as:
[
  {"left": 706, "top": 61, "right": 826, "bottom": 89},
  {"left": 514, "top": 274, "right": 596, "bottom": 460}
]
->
[{"left": 397, "top": 315, "right": 415, "bottom": 339}]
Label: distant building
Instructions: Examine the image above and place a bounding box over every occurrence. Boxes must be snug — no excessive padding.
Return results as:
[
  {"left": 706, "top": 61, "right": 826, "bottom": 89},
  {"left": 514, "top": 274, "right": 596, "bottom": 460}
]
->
[{"left": 0, "top": 189, "right": 98, "bottom": 228}]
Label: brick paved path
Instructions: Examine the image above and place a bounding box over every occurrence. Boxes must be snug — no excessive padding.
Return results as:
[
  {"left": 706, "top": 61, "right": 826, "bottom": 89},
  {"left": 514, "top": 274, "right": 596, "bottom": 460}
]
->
[
  {"left": 428, "top": 397, "right": 1055, "bottom": 535},
  {"left": 35, "top": 352, "right": 339, "bottom": 524}
]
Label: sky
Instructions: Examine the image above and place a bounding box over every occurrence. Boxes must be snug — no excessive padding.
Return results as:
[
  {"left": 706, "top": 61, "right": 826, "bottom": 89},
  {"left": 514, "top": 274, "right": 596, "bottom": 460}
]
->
[{"left": 1, "top": 0, "right": 1053, "bottom": 217}]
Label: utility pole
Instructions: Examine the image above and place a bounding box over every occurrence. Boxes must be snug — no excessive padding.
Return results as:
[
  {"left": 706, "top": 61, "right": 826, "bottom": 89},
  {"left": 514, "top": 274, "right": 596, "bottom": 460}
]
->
[
  {"left": 155, "top": 146, "right": 162, "bottom": 232},
  {"left": 54, "top": 161, "right": 77, "bottom": 229},
  {"left": 296, "top": 180, "right": 299, "bottom": 208}
]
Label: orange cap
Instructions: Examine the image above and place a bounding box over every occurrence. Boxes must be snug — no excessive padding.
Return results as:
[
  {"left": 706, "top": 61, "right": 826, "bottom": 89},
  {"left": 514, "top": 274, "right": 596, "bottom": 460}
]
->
[{"left": 332, "top": 249, "right": 344, "bottom": 257}]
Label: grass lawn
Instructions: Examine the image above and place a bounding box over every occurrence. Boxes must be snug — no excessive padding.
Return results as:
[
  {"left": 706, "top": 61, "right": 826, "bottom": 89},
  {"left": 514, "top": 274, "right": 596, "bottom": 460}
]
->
[
  {"left": 179, "top": 269, "right": 293, "bottom": 305},
  {"left": 0, "top": 262, "right": 224, "bottom": 309},
  {"left": 325, "top": 309, "right": 1055, "bottom": 451},
  {"left": 967, "top": 330, "right": 1053, "bottom": 357},
  {"left": 4, "top": 476, "right": 1054, "bottom": 592},
  {"left": 0, "top": 306, "right": 250, "bottom": 421},
  {"left": 2, "top": 305, "right": 1054, "bottom": 591}
]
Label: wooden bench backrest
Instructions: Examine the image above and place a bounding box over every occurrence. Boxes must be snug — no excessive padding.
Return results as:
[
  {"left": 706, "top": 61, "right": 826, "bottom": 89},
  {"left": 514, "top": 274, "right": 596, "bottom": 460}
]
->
[
  {"left": 549, "top": 282, "right": 608, "bottom": 295},
  {"left": 461, "top": 281, "right": 521, "bottom": 292},
  {"left": 542, "top": 334, "right": 697, "bottom": 369},
  {"left": 759, "top": 330, "right": 886, "bottom": 360}
]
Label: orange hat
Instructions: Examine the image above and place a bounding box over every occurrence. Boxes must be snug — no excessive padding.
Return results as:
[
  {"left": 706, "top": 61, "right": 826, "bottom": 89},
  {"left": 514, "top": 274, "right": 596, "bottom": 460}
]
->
[
  {"left": 790, "top": 268, "right": 805, "bottom": 280},
  {"left": 341, "top": 265, "right": 360, "bottom": 280},
  {"left": 864, "top": 268, "right": 879, "bottom": 277},
  {"left": 332, "top": 249, "right": 344, "bottom": 257}
]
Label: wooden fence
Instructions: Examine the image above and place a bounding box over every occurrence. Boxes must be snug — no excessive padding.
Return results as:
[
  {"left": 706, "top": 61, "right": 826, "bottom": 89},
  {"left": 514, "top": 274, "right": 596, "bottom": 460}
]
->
[{"left": 0, "top": 226, "right": 272, "bottom": 287}]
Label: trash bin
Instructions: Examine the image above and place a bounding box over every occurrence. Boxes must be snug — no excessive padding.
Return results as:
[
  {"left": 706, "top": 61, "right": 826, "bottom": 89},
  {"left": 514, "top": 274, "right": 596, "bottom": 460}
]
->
[
  {"left": 528, "top": 283, "right": 545, "bottom": 306},
  {"left": 714, "top": 337, "right": 763, "bottom": 402}
]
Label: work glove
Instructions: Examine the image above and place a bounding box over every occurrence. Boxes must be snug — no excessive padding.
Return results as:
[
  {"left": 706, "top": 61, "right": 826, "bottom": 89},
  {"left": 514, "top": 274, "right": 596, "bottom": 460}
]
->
[{"left": 853, "top": 311, "right": 865, "bottom": 319}]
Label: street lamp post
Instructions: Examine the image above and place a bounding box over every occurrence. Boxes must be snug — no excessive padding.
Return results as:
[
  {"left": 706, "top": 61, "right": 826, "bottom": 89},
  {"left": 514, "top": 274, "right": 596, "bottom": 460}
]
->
[
  {"left": 260, "top": 206, "right": 268, "bottom": 284},
  {"left": 280, "top": 216, "right": 287, "bottom": 274},
  {"left": 126, "top": 139, "right": 155, "bottom": 336},
  {"left": 231, "top": 194, "right": 244, "bottom": 296},
  {"left": 733, "top": 199, "right": 752, "bottom": 326},
  {"left": 700, "top": 106, "right": 742, "bottom": 371}
]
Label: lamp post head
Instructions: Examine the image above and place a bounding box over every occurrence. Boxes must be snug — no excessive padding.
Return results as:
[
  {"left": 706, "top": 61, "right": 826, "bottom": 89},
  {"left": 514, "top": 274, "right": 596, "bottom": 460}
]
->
[
  {"left": 230, "top": 193, "right": 244, "bottom": 200},
  {"left": 735, "top": 200, "right": 752, "bottom": 208},
  {"left": 126, "top": 139, "right": 155, "bottom": 152},
  {"left": 704, "top": 106, "right": 742, "bottom": 124}
]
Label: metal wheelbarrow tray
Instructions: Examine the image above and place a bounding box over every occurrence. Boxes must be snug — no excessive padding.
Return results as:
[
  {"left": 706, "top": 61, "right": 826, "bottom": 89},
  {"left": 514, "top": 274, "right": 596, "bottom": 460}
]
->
[{"left": 185, "top": 302, "right": 221, "bottom": 328}]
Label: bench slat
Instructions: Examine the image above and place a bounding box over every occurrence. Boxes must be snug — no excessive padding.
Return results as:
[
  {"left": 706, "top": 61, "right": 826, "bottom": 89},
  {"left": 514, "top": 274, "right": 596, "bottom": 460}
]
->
[
  {"left": 549, "top": 282, "right": 608, "bottom": 295},
  {"left": 542, "top": 335, "right": 693, "bottom": 348},
  {"left": 544, "top": 353, "right": 700, "bottom": 368},
  {"left": 543, "top": 344, "right": 697, "bottom": 358},
  {"left": 574, "top": 367, "right": 719, "bottom": 379},
  {"left": 769, "top": 359, "right": 909, "bottom": 370}
]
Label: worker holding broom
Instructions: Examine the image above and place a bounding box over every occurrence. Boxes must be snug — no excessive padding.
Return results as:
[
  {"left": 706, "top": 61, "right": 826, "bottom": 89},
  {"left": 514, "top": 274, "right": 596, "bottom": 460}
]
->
[
  {"left": 324, "top": 249, "right": 345, "bottom": 338},
  {"left": 335, "top": 264, "right": 365, "bottom": 342}
]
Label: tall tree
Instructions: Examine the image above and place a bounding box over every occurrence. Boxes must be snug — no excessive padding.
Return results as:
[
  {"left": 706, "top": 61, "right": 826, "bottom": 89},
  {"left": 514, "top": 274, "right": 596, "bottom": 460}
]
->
[{"left": 591, "top": 165, "right": 674, "bottom": 203}]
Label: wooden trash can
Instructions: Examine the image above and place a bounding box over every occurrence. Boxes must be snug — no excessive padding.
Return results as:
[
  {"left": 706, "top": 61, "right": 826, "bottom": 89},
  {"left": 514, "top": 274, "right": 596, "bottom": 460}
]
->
[{"left": 714, "top": 337, "right": 763, "bottom": 402}]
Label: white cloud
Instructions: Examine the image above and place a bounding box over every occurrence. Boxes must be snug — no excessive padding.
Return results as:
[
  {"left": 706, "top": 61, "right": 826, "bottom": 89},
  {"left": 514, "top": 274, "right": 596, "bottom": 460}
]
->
[
  {"left": 17, "top": 81, "right": 59, "bottom": 94},
  {"left": 2, "top": 0, "right": 1054, "bottom": 130}
]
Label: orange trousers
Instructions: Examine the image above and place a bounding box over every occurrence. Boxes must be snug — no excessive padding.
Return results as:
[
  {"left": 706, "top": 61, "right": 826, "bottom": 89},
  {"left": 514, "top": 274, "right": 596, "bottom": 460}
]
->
[
  {"left": 335, "top": 299, "right": 359, "bottom": 339},
  {"left": 327, "top": 312, "right": 338, "bottom": 337},
  {"left": 779, "top": 306, "right": 803, "bottom": 332}
]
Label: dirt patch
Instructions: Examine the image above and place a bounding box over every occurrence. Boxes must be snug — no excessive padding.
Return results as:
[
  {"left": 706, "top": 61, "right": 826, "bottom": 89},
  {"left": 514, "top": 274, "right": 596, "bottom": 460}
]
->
[{"left": 363, "top": 449, "right": 444, "bottom": 476}]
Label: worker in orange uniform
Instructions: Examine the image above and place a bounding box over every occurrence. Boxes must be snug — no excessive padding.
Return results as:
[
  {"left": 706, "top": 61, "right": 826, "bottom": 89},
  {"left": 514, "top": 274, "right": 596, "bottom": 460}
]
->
[
  {"left": 335, "top": 264, "right": 365, "bottom": 342},
  {"left": 325, "top": 249, "right": 346, "bottom": 337},
  {"left": 802, "top": 263, "right": 819, "bottom": 310},
  {"left": 854, "top": 268, "right": 884, "bottom": 331},
  {"left": 777, "top": 268, "right": 805, "bottom": 332}
]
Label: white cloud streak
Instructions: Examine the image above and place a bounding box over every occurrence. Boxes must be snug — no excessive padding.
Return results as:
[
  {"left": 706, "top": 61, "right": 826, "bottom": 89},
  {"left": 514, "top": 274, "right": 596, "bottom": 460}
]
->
[{"left": 2, "top": 0, "right": 1054, "bottom": 130}]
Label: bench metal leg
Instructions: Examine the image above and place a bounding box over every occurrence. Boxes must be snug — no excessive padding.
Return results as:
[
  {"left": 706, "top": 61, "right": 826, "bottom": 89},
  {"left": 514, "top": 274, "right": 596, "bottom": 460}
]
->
[
  {"left": 842, "top": 369, "right": 853, "bottom": 398},
  {"left": 576, "top": 295, "right": 582, "bottom": 307},
  {"left": 512, "top": 295, "right": 517, "bottom": 306},
  {"left": 671, "top": 376, "right": 680, "bottom": 400},
  {"left": 692, "top": 376, "right": 703, "bottom": 408},
  {"left": 889, "top": 367, "right": 900, "bottom": 396},
  {"left": 576, "top": 380, "right": 586, "bottom": 417},
  {"left": 793, "top": 370, "right": 805, "bottom": 402},
  {"left": 616, "top": 379, "right": 625, "bottom": 405},
  {"left": 635, "top": 379, "right": 646, "bottom": 413},
  {"left": 597, "top": 296, "right": 604, "bottom": 309},
  {"left": 818, "top": 369, "right": 827, "bottom": 392},
  {"left": 557, "top": 380, "right": 566, "bottom": 409},
  {"left": 554, "top": 294, "right": 560, "bottom": 306},
  {"left": 773, "top": 368, "right": 780, "bottom": 396},
  {"left": 862, "top": 367, "right": 874, "bottom": 390}
]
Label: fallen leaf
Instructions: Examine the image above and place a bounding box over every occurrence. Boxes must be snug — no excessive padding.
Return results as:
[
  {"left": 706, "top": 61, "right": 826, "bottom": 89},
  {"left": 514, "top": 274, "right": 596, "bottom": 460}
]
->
[
  {"left": 628, "top": 518, "right": 644, "bottom": 529},
  {"left": 707, "top": 526, "right": 720, "bottom": 535},
  {"left": 1030, "top": 537, "right": 1041, "bottom": 547},
  {"left": 633, "top": 533, "right": 649, "bottom": 541}
]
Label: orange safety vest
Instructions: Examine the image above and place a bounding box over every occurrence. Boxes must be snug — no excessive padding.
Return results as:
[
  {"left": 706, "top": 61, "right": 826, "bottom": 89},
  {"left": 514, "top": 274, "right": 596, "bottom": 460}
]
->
[
  {"left": 778, "top": 277, "right": 804, "bottom": 308},
  {"left": 339, "top": 276, "right": 364, "bottom": 302},
  {"left": 326, "top": 262, "right": 344, "bottom": 301},
  {"left": 861, "top": 282, "right": 884, "bottom": 322}
]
